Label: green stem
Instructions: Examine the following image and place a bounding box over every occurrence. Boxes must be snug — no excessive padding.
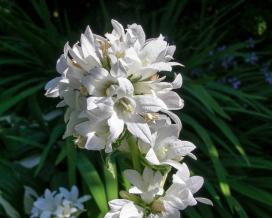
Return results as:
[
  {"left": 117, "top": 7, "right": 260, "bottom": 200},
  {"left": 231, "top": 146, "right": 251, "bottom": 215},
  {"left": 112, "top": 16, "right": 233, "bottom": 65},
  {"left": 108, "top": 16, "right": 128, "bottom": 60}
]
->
[{"left": 127, "top": 134, "right": 142, "bottom": 172}]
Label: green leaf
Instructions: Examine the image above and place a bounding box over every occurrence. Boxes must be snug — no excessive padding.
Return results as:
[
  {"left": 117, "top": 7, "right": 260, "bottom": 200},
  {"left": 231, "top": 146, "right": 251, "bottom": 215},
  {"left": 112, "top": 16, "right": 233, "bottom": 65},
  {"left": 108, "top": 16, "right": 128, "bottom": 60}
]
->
[
  {"left": 77, "top": 152, "right": 108, "bottom": 213},
  {"left": 185, "top": 84, "right": 230, "bottom": 119},
  {"left": 182, "top": 114, "right": 233, "bottom": 211},
  {"left": 0, "top": 192, "right": 20, "bottom": 218},
  {"left": 230, "top": 181, "right": 272, "bottom": 206},
  {"left": 66, "top": 138, "right": 77, "bottom": 186},
  {"left": 35, "top": 123, "right": 64, "bottom": 176},
  {"left": 55, "top": 144, "right": 67, "bottom": 166},
  {"left": 205, "top": 111, "right": 249, "bottom": 163},
  {"left": 0, "top": 83, "right": 44, "bottom": 115},
  {"left": 5, "top": 135, "right": 43, "bottom": 149},
  {"left": 0, "top": 78, "right": 40, "bottom": 98}
]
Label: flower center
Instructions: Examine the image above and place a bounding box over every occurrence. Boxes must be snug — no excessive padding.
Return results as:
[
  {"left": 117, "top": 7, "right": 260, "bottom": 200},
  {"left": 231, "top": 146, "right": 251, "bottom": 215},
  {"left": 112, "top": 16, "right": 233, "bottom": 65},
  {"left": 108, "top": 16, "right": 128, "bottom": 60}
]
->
[
  {"left": 74, "top": 135, "right": 86, "bottom": 148},
  {"left": 114, "top": 97, "right": 135, "bottom": 116},
  {"left": 157, "top": 146, "right": 168, "bottom": 160},
  {"left": 115, "top": 51, "right": 125, "bottom": 59},
  {"left": 143, "top": 113, "right": 160, "bottom": 122}
]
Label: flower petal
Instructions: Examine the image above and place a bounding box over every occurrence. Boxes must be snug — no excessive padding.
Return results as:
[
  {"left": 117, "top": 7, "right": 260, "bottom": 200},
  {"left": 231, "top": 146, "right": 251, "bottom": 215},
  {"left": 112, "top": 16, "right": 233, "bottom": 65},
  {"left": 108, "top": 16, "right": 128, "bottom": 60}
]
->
[
  {"left": 124, "top": 169, "right": 143, "bottom": 189},
  {"left": 172, "top": 74, "right": 183, "bottom": 89},
  {"left": 145, "top": 148, "right": 160, "bottom": 165},
  {"left": 117, "top": 77, "right": 134, "bottom": 97},
  {"left": 157, "top": 91, "right": 184, "bottom": 110},
  {"left": 195, "top": 197, "right": 213, "bottom": 206},
  {"left": 187, "top": 176, "right": 204, "bottom": 194},
  {"left": 126, "top": 121, "right": 152, "bottom": 144},
  {"left": 107, "top": 113, "right": 125, "bottom": 147}
]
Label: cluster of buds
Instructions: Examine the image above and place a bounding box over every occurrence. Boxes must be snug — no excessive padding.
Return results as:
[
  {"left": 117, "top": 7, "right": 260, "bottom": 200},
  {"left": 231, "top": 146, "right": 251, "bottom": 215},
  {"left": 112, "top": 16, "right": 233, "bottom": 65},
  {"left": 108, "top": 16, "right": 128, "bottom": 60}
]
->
[{"left": 45, "top": 19, "right": 212, "bottom": 218}]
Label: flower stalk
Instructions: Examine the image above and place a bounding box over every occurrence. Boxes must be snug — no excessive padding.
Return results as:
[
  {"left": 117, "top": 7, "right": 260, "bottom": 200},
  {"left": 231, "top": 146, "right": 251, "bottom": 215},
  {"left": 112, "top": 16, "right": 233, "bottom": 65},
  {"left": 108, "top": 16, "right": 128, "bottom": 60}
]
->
[{"left": 127, "top": 134, "right": 142, "bottom": 172}]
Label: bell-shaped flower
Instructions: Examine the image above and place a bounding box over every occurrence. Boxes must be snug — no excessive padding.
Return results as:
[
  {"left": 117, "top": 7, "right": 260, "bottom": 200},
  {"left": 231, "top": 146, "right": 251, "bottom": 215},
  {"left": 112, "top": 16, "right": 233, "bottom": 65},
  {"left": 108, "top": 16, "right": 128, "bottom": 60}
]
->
[
  {"left": 140, "top": 125, "right": 196, "bottom": 171},
  {"left": 122, "top": 35, "right": 183, "bottom": 81},
  {"left": 133, "top": 73, "right": 184, "bottom": 111},
  {"left": 160, "top": 163, "right": 212, "bottom": 213},
  {"left": 83, "top": 76, "right": 172, "bottom": 151},
  {"left": 124, "top": 167, "right": 164, "bottom": 204}
]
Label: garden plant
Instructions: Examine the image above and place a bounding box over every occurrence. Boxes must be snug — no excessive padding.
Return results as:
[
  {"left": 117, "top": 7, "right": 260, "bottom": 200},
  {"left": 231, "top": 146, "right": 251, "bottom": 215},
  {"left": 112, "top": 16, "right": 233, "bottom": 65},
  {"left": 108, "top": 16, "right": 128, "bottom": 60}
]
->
[{"left": 0, "top": 0, "right": 271, "bottom": 218}]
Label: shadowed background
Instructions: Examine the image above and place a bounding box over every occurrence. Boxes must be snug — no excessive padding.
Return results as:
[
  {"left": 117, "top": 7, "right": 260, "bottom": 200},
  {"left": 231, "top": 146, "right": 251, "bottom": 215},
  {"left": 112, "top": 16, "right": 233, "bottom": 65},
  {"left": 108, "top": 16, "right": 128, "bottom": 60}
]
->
[{"left": 0, "top": 0, "right": 271, "bottom": 217}]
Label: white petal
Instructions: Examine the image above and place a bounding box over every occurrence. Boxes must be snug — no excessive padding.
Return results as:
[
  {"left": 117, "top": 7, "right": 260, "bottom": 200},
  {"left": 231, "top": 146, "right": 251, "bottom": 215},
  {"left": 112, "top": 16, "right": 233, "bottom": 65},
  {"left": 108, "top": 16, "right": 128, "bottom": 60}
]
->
[
  {"left": 135, "top": 95, "right": 167, "bottom": 112},
  {"left": 187, "top": 176, "right": 204, "bottom": 194},
  {"left": 128, "top": 23, "right": 146, "bottom": 46},
  {"left": 156, "top": 124, "right": 180, "bottom": 142},
  {"left": 145, "top": 149, "right": 160, "bottom": 165},
  {"left": 129, "top": 186, "right": 143, "bottom": 194},
  {"left": 160, "top": 109, "right": 182, "bottom": 133},
  {"left": 120, "top": 202, "right": 144, "bottom": 218},
  {"left": 124, "top": 170, "right": 143, "bottom": 189},
  {"left": 44, "top": 77, "right": 61, "bottom": 97},
  {"left": 84, "top": 26, "right": 95, "bottom": 45},
  {"left": 75, "top": 121, "right": 93, "bottom": 136},
  {"left": 69, "top": 48, "right": 89, "bottom": 72},
  {"left": 148, "top": 62, "right": 172, "bottom": 71},
  {"left": 111, "top": 19, "right": 125, "bottom": 38},
  {"left": 117, "top": 77, "right": 134, "bottom": 97},
  {"left": 163, "top": 160, "right": 185, "bottom": 171},
  {"left": 107, "top": 113, "right": 125, "bottom": 145},
  {"left": 80, "top": 34, "right": 101, "bottom": 65},
  {"left": 110, "top": 60, "right": 127, "bottom": 78},
  {"left": 108, "top": 199, "right": 130, "bottom": 211},
  {"left": 173, "top": 163, "right": 190, "bottom": 182},
  {"left": 172, "top": 74, "right": 183, "bottom": 89},
  {"left": 157, "top": 91, "right": 184, "bottom": 110},
  {"left": 126, "top": 121, "right": 152, "bottom": 144},
  {"left": 169, "top": 62, "right": 184, "bottom": 67},
  {"left": 141, "top": 35, "right": 167, "bottom": 62},
  {"left": 142, "top": 167, "right": 154, "bottom": 185},
  {"left": 195, "top": 197, "right": 213, "bottom": 206},
  {"left": 85, "top": 132, "right": 105, "bottom": 150},
  {"left": 56, "top": 55, "right": 68, "bottom": 74}
]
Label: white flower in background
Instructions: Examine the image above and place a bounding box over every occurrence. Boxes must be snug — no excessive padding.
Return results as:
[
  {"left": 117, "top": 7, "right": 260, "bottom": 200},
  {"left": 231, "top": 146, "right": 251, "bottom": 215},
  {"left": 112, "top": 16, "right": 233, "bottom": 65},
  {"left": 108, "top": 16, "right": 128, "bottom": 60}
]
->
[
  {"left": 30, "top": 189, "right": 62, "bottom": 218},
  {"left": 124, "top": 167, "right": 164, "bottom": 204},
  {"left": 59, "top": 186, "right": 91, "bottom": 211},
  {"left": 105, "top": 199, "right": 144, "bottom": 218},
  {"left": 139, "top": 124, "right": 196, "bottom": 171},
  {"left": 29, "top": 186, "right": 90, "bottom": 218}
]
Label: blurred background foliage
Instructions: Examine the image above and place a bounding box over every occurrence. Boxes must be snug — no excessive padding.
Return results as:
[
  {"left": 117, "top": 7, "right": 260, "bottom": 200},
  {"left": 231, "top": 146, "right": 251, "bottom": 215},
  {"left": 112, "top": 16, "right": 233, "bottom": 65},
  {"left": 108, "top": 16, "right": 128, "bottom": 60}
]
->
[{"left": 0, "top": 0, "right": 272, "bottom": 217}]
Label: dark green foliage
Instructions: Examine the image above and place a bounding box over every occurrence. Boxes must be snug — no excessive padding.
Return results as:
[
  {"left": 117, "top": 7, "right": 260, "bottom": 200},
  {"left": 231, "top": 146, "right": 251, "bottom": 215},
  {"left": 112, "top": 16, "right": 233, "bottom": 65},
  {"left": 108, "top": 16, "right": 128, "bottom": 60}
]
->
[{"left": 0, "top": 0, "right": 271, "bottom": 217}]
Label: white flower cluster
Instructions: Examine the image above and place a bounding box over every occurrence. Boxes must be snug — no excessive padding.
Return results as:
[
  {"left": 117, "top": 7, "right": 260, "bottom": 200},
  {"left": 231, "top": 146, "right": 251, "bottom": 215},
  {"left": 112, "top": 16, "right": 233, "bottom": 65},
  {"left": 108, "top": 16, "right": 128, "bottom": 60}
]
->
[
  {"left": 29, "top": 186, "right": 90, "bottom": 218},
  {"left": 45, "top": 19, "right": 183, "bottom": 152},
  {"left": 45, "top": 19, "right": 212, "bottom": 218},
  {"left": 106, "top": 164, "right": 212, "bottom": 218}
]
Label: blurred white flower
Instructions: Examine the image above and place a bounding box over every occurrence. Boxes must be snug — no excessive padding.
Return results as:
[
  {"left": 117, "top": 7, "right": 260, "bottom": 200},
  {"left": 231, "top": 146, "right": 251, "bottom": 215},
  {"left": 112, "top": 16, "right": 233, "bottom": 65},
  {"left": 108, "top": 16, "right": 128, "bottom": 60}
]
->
[{"left": 30, "top": 186, "right": 90, "bottom": 218}]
